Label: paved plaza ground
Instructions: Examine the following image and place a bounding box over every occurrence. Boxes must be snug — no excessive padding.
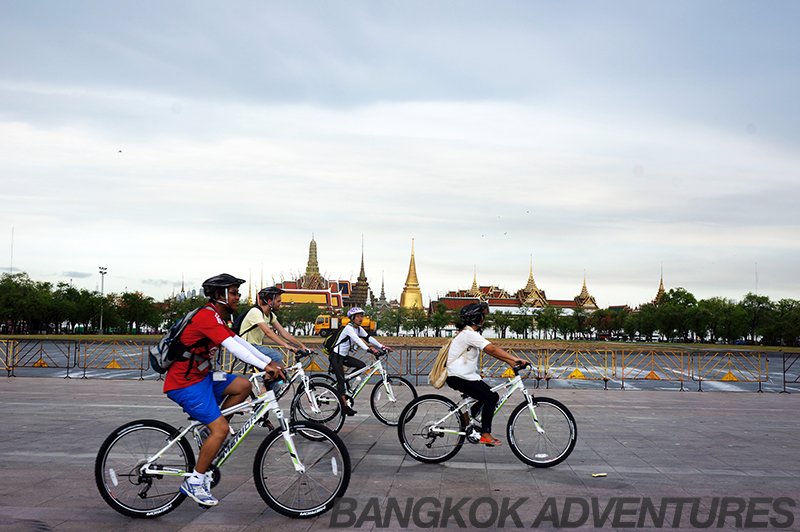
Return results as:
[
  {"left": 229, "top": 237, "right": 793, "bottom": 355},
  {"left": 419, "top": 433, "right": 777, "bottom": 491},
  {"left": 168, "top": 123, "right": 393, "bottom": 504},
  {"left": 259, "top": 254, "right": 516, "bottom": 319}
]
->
[{"left": 1, "top": 377, "right": 799, "bottom": 531}]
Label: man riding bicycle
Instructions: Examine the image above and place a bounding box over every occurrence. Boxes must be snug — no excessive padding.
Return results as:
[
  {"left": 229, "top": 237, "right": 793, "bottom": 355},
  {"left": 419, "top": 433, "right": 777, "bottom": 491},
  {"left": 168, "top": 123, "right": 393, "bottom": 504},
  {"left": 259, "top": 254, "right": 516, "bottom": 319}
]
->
[
  {"left": 163, "top": 273, "right": 285, "bottom": 507},
  {"left": 328, "top": 307, "right": 390, "bottom": 416},
  {"left": 239, "top": 286, "right": 310, "bottom": 368},
  {"left": 445, "top": 302, "right": 527, "bottom": 447}
]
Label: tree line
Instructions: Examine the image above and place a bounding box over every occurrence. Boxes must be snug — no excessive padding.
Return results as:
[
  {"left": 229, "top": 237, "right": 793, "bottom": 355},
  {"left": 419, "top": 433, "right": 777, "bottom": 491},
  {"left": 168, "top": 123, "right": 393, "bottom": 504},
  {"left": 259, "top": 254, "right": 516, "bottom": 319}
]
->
[
  {"left": 366, "top": 288, "right": 799, "bottom": 346},
  {"left": 2, "top": 272, "right": 798, "bottom": 345}
]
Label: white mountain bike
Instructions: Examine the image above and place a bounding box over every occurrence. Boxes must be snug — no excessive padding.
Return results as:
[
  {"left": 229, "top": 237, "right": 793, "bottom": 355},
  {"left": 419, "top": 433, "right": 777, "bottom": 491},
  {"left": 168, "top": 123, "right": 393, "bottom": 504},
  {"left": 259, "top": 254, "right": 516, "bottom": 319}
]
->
[
  {"left": 308, "top": 346, "right": 417, "bottom": 425},
  {"left": 397, "top": 363, "right": 577, "bottom": 467},
  {"left": 95, "top": 384, "right": 350, "bottom": 519}
]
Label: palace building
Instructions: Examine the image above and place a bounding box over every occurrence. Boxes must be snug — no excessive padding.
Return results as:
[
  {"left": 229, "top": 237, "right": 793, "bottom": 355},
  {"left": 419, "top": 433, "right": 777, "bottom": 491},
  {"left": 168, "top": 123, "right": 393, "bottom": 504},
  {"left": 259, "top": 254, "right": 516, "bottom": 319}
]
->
[
  {"left": 261, "top": 235, "right": 663, "bottom": 315},
  {"left": 430, "top": 264, "right": 599, "bottom": 314},
  {"left": 273, "top": 236, "right": 351, "bottom": 309}
]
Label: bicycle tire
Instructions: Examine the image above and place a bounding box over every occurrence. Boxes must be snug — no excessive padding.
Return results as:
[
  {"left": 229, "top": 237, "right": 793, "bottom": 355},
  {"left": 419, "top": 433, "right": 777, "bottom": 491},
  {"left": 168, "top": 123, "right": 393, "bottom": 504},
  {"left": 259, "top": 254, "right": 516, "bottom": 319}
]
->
[
  {"left": 95, "top": 419, "right": 194, "bottom": 518},
  {"left": 370, "top": 376, "right": 417, "bottom": 426},
  {"left": 290, "top": 381, "right": 345, "bottom": 434},
  {"left": 397, "top": 395, "right": 466, "bottom": 464},
  {"left": 253, "top": 421, "right": 351, "bottom": 518},
  {"left": 307, "top": 373, "right": 337, "bottom": 388},
  {"left": 506, "top": 397, "right": 577, "bottom": 467}
]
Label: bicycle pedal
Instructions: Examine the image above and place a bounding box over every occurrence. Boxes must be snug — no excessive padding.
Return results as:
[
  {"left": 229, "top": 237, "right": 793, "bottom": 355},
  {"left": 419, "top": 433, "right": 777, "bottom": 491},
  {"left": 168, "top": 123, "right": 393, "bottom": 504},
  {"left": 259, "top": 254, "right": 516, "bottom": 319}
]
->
[{"left": 198, "top": 503, "right": 213, "bottom": 510}]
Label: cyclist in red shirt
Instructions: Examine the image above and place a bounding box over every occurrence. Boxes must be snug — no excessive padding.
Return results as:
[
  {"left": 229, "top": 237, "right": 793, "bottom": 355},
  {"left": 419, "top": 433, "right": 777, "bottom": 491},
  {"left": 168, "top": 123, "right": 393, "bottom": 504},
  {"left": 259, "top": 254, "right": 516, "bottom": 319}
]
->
[{"left": 164, "top": 273, "right": 285, "bottom": 507}]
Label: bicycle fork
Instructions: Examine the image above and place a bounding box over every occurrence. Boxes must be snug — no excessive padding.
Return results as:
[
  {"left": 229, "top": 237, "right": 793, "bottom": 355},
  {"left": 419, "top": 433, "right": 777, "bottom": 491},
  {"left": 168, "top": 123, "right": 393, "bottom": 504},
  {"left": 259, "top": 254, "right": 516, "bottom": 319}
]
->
[{"left": 521, "top": 390, "right": 545, "bottom": 435}]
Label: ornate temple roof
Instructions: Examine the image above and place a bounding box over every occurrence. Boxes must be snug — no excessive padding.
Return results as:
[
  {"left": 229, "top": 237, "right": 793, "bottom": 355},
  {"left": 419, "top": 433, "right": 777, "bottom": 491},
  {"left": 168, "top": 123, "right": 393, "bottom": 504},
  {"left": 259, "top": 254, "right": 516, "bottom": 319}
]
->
[
  {"left": 301, "top": 235, "right": 327, "bottom": 290},
  {"left": 574, "top": 275, "right": 598, "bottom": 309},
  {"left": 519, "top": 261, "right": 547, "bottom": 307}
]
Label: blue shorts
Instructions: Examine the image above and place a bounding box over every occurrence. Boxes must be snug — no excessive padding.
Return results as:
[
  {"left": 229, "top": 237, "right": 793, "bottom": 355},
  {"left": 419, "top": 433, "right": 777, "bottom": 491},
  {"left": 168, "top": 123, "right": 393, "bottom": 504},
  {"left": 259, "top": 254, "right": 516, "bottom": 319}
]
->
[{"left": 166, "top": 372, "right": 238, "bottom": 425}]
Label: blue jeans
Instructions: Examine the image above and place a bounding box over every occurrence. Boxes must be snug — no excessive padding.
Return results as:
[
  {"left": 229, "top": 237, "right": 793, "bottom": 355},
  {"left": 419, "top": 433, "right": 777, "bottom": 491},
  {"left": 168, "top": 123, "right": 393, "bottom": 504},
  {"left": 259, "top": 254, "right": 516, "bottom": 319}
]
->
[{"left": 255, "top": 345, "right": 283, "bottom": 390}]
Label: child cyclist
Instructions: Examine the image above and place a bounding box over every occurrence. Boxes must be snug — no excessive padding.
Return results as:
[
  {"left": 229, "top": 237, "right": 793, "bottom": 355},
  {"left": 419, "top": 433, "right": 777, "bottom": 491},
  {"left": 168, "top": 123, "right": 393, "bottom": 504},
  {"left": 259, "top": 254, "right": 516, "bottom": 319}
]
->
[
  {"left": 163, "top": 273, "right": 286, "bottom": 507},
  {"left": 445, "top": 302, "right": 528, "bottom": 447},
  {"left": 329, "top": 307, "right": 391, "bottom": 416}
]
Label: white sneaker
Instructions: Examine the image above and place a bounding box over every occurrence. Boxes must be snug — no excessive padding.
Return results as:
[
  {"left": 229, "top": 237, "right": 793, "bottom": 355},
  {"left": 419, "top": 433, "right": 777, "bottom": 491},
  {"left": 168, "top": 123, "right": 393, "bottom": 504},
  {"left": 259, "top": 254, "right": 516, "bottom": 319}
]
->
[{"left": 180, "top": 478, "right": 218, "bottom": 506}]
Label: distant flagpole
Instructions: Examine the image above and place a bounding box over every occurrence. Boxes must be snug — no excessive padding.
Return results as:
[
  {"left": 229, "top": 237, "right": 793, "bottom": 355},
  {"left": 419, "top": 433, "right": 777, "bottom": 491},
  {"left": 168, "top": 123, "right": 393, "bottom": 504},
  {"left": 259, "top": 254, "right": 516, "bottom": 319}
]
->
[{"left": 9, "top": 227, "right": 13, "bottom": 274}]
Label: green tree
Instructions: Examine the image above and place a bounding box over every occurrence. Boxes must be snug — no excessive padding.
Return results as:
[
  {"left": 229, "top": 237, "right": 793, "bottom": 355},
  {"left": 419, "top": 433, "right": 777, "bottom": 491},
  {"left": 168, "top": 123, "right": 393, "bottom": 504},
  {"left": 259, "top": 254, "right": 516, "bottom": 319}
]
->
[
  {"left": 429, "top": 303, "right": 451, "bottom": 337},
  {"left": 718, "top": 298, "right": 748, "bottom": 343},
  {"left": 555, "top": 314, "right": 575, "bottom": 339},
  {"left": 656, "top": 287, "right": 698, "bottom": 342},
  {"left": 537, "top": 305, "right": 561, "bottom": 339},
  {"left": 770, "top": 299, "right": 800, "bottom": 346},
  {"left": 406, "top": 306, "right": 429, "bottom": 337},
  {"left": 571, "top": 307, "right": 591, "bottom": 339},
  {"left": 509, "top": 306, "right": 534, "bottom": 339},
  {"left": 489, "top": 310, "right": 513, "bottom": 339},
  {"left": 636, "top": 304, "right": 659, "bottom": 341},
  {"left": 591, "top": 308, "right": 614, "bottom": 338},
  {"left": 622, "top": 312, "right": 638, "bottom": 341},
  {"left": 740, "top": 292, "right": 774, "bottom": 344},
  {"left": 384, "top": 307, "right": 410, "bottom": 336},
  {"left": 293, "top": 302, "right": 322, "bottom": 336},
  {"left": 119, "top": 291, "right": 161, "bottom": 333}
]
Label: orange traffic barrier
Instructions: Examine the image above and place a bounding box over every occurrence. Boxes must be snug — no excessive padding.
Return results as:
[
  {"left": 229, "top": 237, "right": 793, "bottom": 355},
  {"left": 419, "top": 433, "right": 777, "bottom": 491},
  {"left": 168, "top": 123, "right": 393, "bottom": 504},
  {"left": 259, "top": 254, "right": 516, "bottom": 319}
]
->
[
  {"left": 12, "top": 340, "right": 76, "bottom": 377},
  {"left": 1, "top": 339, "right": 14, "bottom": 373},
  {"left": 80, "top": 340, "right": 148, "bottom": 379},
  {"left": 544, "top": 349, "right": 614, "bottom": 389},
  {"left": 694, "top": 351, "right": 767, "bottom": 392},
  {"left": 617, "top": 350, "right": 689, "bottom": 391}
]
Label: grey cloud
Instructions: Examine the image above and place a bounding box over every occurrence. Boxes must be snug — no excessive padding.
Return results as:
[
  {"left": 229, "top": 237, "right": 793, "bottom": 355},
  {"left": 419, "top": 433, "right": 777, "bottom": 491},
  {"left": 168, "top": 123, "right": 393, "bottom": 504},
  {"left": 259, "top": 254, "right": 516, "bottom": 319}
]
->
[{"left": 62, "top": 271, "right": 92, "bottom": 279}]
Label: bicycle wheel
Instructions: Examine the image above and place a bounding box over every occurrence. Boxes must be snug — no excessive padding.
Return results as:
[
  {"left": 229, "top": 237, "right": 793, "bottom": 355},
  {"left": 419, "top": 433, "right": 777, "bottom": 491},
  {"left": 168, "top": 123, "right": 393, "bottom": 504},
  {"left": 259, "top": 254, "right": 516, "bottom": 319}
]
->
[
  {"left": 506, "top": 397, "right": 577, "bottom": 467},
  {"left": 253, "top": 421, "right": 351, "bottom": 518},
  {"left": 370, "top": 376, "right": 417, "bottom": 426},
  {"left": 95, "top": 419, "right": 194, "bottom": 518},
  {"left": 307, "top": 373, "right": 337, "bottom": 388},
  {"left": 397, "top": 395, "right": 466, "bottom": 464},
  {"left": 290, "top": 381, "right": 345, "bottom": 434}
]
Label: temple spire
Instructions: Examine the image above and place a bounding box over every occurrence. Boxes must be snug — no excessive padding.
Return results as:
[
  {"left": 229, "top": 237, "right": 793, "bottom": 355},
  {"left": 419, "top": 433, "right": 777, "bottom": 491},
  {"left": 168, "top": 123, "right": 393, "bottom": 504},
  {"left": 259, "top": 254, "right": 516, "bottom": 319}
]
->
[
  {"left": 467, "top": 266, "right": 482, "bottom": 298},
  {"left": 400, "top": 239, "right": 423, "bottom": 308}
]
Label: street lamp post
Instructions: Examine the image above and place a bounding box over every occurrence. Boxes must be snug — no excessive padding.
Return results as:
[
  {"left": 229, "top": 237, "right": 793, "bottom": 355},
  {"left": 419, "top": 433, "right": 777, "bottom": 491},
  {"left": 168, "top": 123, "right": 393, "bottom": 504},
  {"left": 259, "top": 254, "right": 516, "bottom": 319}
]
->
[{"left": 99, "top": 267, "right": 107, "bottom": 334}]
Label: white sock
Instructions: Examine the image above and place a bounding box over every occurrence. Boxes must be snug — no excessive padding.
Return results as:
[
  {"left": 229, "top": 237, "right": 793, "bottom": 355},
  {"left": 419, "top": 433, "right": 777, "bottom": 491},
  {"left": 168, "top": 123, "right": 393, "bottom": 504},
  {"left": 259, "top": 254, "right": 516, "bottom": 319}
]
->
[{"left": 189, "top": 470, "right": 205, "bottom": 484}]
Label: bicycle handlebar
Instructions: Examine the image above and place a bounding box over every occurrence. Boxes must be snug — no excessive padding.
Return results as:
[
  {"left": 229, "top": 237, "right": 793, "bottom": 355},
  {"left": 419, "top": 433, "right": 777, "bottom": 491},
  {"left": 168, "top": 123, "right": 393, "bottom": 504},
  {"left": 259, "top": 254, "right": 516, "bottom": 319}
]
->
[{"left": 512, "top": 360, "right": 531, "bottom": 376}]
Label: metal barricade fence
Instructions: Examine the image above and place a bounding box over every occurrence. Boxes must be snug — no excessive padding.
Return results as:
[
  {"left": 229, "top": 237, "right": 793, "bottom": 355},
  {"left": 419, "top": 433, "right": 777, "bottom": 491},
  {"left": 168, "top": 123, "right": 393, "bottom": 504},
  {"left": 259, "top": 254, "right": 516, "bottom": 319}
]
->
[
  {"left": 543, "top": 349, "right": 613, "bottom": 389},
  {"left": 781, "top": 352, "right": 800, "bottom": 393},
  {"left": 617, "top": 350, "right": 689, "bottom": 391},
  {"left": 405, "top": 345, "right": 442, "bottom": 386},
  {"left": 693, "top": 351, "right": 768, "bottom": 392},
  {"left": 1, "top": 339, "right": 15, "bottom": 375},
  {"left": 12, "top": 339, "right": 76, "bottom": 378},
  {"left": 79, "top": 340, "right": 149, "bottom": 379}
]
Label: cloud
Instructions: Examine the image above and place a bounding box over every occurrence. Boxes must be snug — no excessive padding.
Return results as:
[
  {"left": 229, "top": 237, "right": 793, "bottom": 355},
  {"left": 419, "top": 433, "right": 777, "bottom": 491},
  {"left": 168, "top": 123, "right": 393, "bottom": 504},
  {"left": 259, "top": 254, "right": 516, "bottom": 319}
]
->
[{"left": 62, "top": 271, "right": 92, "bottom": 279}]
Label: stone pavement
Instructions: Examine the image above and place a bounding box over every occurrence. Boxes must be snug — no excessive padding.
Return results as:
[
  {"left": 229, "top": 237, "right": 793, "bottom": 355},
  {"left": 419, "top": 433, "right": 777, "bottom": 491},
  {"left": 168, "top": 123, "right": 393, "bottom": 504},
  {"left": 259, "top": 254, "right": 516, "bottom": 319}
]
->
[{"left": 1, "top": 377, "right": 798, "bottom": 531}]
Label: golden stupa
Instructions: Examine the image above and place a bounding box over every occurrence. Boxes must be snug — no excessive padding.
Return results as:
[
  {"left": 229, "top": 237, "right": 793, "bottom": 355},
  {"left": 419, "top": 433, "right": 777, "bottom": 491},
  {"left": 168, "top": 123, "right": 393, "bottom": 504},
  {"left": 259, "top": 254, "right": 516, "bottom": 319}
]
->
[{"left": 400, "top": 239, "right": 424, "bottom": 309}]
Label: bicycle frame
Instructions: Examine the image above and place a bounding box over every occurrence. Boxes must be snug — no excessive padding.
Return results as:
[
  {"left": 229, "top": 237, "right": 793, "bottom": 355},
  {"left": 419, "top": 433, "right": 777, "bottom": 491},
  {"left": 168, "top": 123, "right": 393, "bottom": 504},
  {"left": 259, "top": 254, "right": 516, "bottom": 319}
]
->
[
  {"left": 249, "top": 353, "right": 330, "bottom": 417},
  {"left": 343, "top": 358, "right": 388, "bottom": 397},
  {"left": 431, "top": 368, "right": 544, "bottom": 437},
  {"left": 139, "top": 389, "right": 305, "bottom": 480}
]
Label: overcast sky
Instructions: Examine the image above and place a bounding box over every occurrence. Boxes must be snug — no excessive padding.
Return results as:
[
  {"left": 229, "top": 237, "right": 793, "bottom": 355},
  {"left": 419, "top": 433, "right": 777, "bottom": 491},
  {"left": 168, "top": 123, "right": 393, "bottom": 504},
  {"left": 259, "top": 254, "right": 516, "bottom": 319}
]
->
[{"left": 2, "top": 1, "right": 799, "bottom": 308}]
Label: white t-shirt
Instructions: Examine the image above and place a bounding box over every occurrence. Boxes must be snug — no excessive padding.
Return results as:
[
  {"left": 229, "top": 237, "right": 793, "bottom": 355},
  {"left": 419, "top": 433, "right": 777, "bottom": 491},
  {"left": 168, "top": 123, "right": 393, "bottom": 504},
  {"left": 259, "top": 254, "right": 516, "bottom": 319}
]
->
[
  {"left": 446, "top": 328, "right": 490, "bottom": 381},
  {"left": 334, "top": 323, "right": 383, "bottom": 356}
]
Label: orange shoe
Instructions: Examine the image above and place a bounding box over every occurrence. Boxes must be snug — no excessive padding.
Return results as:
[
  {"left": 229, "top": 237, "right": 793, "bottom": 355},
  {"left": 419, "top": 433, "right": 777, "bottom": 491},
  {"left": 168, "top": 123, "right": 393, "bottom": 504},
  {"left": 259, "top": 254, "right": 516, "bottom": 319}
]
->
[{"left": 479, "top": 436, "right": 502, "bottom": 446}]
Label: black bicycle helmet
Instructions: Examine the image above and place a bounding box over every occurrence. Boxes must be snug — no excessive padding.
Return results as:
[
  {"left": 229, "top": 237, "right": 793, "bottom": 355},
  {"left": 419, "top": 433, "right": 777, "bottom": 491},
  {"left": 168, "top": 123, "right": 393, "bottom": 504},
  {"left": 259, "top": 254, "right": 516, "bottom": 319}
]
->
[
  {"left": 258, "top": 286, "right": 284, "bottom": 304},
  {"left": 459, "top": 302, "right": 488, "bottom": 326},
  {"left": 202, "top": 273, "right": 245, "bottom": 299}
]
